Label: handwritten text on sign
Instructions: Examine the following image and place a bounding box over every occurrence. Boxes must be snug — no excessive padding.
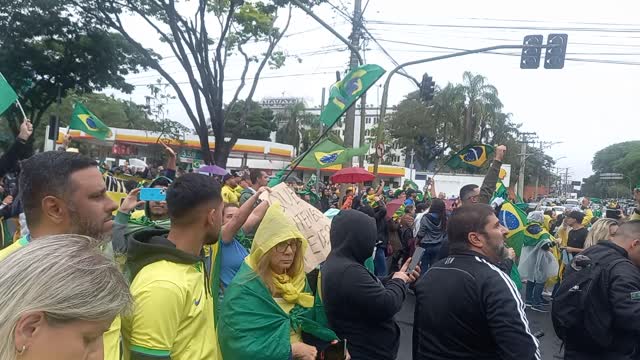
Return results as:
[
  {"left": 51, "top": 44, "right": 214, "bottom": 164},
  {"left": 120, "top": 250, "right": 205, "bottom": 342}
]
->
[{"left": 261, "top": 183, "right": 331, "bottom": 272}]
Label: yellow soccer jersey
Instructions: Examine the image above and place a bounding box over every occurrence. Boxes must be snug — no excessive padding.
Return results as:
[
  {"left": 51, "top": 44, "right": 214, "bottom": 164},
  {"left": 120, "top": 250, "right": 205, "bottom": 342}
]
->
[{"left": 122, "top": 260, "right": 220, "bottom": 360}]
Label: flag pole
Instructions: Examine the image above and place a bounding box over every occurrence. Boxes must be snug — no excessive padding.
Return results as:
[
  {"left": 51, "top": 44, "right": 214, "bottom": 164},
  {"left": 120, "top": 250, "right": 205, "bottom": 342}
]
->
[
  {"left": 282, "top": 124, "right": 337, "bottom": 183},
  {"left": 15, "top": 100, "right": 27, "bottom": 120}
]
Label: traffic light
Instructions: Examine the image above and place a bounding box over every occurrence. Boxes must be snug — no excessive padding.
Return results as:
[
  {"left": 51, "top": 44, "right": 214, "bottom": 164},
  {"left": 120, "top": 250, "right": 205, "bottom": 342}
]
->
[
  {"left": 420, "top": 73, "right": 436, "bottom": 102},
  {"left": 544, "top": 34, "right": 568, "bottom": 69},
  {"left": 520, "top": 35, "right": 543, "bottom": 69}
]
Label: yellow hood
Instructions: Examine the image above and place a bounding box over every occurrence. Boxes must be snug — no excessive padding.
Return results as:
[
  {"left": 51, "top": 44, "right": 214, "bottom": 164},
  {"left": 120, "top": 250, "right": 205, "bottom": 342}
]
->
[
  {"left": 247, "top": 201, "right": 308, "bottom": 272},
  {"left": 247, "top": 202, "right": 312, "bottom": 307}
]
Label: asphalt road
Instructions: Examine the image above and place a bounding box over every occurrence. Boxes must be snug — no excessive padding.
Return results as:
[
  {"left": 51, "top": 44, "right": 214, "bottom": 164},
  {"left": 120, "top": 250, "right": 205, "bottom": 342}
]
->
[{"left": 396, "top": 292, "right": 564, "bottom": 360}]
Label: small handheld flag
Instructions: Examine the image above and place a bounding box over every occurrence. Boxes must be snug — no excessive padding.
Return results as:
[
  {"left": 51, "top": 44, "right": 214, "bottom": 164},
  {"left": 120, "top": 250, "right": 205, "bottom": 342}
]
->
[
  {"left": 69, "top": 103, "right": 113, "bottom": 140},
  {"left": 320, "top": 64, "right": 386, "bottom": 128},
  {"left": 445, "top": 144, "right": 495, "bottom": 170},
  {"left": 0, "top": 72, "right": 18, "bottom": 116}
]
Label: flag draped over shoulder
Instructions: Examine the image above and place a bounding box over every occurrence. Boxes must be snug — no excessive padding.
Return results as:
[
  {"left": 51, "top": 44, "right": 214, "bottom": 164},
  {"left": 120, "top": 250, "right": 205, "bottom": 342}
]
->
[
  {"left": 320, "top": 64, "right": 386, "bottom": 127},
  {"left": 0, "top": 72, "right": 18, "bottom": 116},
  {"left": 298, "top": 139, "right": 369, "bottom": 169},
  {"left": 70, "top": 103, "right": 112, "bottom": 140},
  {"left": 445, "top": 144, "right": 495, "bottom": 170}
]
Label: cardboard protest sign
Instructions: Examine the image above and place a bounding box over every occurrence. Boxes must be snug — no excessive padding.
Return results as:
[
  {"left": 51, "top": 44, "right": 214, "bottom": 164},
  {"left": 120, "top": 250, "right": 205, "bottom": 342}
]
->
[{"left": 261, "top": 183, "right": 331, "bottom": 272}]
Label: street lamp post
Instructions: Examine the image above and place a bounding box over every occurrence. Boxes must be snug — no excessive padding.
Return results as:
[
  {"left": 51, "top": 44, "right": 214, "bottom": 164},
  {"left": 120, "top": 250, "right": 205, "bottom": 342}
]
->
[{"left": 371, "top": 42, "right": 562, "bottom": 182}]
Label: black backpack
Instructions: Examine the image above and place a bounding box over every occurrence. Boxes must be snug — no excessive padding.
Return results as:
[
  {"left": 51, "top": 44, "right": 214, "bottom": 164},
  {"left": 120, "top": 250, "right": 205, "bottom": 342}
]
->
[{"left": 551, "top": 253, "right": 627, "bottom": 349}]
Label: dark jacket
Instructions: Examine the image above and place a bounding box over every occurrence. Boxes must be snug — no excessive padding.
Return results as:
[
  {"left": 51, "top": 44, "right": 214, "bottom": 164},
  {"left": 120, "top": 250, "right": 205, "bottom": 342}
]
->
[
  {"left": 0, "top": 139, "right": 30, "bottom": 179},
  {"left": 320, "top": 196, "right": 331, "bottom": 213},
  {"left": 563, "top": 241, "right": 640, "bottom": 360},
  {"left": 322, "top": 210, "right": 407, "bottom": 360},
  {"left": 374, "top": 205, "right": 388, "bottom": 248},
  {"left": 413, "top": 250, "right": 540, "bottom": 360},
  {"left": 478, "top": 159, "right": 502, "bottom": 205},
  {"left": 417, "top": 214, "right": 446, "bottom": 245}
]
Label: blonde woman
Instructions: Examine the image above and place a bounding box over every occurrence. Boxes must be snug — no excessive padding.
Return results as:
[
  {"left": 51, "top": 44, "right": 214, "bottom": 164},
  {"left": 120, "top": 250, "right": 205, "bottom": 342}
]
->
[
  {"left": 218, "top": 203, "right": 339, "bottom": 360},
  {"left": 584, "top": 218, "right": 619, "bottom": 249},
  {"left": 0, "top": 235, "right": 132, "bottom": 360}
]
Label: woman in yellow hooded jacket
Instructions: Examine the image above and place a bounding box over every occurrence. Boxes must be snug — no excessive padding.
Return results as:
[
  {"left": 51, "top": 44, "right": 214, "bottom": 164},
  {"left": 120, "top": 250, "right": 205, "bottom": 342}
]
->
[{"left": 218, "top": 202, "right": 338, "bottom": 359}]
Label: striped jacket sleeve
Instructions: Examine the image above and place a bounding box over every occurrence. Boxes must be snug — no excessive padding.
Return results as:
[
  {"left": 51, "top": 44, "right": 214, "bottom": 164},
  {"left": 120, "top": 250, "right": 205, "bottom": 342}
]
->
[{"left": 479, "top": 257, "right": 541, "bottom": 360}]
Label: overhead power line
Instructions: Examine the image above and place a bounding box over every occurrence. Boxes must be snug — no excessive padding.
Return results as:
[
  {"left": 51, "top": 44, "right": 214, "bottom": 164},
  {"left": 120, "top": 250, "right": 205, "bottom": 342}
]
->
[
  {"left": 373, "top": 38, "right": 640, "bottom": 66},
  {"left": 129, "top": 70, "right": 340, "bottom": 87},
  {"left": 367, "top": 20, "right": 640, "bottom": 34}
]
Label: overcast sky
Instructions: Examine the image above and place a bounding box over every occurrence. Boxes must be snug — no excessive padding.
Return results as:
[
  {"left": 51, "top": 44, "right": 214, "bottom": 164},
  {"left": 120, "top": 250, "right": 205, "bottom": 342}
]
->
[{"left": 106, "top": 0, "right": 640, "bottom": 182}]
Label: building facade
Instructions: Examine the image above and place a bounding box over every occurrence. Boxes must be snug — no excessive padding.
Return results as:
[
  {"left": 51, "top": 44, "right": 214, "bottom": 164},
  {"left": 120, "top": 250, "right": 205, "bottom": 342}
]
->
[{"left": 261, "top": 97, "right": 406, "bottom": 168}]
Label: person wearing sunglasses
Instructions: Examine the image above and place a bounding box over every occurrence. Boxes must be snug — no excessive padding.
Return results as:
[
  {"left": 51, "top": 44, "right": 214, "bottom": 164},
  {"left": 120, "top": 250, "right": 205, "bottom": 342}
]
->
[{"left": 219, "top": 202, "right": 340, "bottom": 360}]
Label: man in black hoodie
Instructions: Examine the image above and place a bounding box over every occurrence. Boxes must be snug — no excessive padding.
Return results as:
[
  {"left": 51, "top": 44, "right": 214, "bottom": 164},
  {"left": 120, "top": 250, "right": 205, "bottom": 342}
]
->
[
  {"left": 122, "top": 173, "right": 224, "bottom": 360},
  {"left": 322, "top": 210, "right": 420, "bottom": 360}
]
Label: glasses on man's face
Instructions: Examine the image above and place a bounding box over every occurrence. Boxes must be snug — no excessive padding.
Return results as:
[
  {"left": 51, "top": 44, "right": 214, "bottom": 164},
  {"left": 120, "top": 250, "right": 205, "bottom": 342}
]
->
[{"left": 275, "top": 240, "right": 299, "bottom": 253}]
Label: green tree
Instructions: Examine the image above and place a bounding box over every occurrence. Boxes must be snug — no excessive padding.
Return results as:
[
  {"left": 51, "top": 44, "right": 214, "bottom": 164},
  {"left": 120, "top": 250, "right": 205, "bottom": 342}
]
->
[
  {"left": 582, "top": 141, "right": 640, "bottom": 197},
  {"left": 72, "top": 0, "right": 325, "bottom": 166},
  {"left": 0, "top": 0, "right": 149, "bottom": 143},
  {"left": 225, "top": 101, "right": 277, "bottom": 141},
  {"left": 460, "top": 71, "right": 503, "bottom": 145}
]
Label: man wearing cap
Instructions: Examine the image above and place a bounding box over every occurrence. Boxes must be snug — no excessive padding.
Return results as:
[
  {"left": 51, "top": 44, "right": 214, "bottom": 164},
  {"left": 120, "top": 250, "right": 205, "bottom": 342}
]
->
[
  {"left": 222, "top": 172, "right": 240, "bottom": 205},
  {"left": 564, "top": 210, "right": 588, "bottom": 256}
]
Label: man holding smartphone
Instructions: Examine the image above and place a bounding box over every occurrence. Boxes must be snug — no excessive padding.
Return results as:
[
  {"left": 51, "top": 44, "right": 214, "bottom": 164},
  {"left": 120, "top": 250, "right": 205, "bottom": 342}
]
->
[{"left": 112, "top": 142, "right": 176, "bottom": 255}]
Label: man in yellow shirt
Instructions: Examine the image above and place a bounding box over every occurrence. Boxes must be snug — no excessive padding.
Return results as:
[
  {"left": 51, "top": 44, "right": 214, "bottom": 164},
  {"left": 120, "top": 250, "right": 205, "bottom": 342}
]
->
[
  {"left": 581, "top": 197, "right": 594, "bottom": 227},
  {"left": 0, "top": 151, "right": 121, "bottom": 360},
  {"left": 122, "top": 173, "right": 223, "bottom": 360},
  {"left": 221, "top": 172, "right": 240, "bottom": 205}
]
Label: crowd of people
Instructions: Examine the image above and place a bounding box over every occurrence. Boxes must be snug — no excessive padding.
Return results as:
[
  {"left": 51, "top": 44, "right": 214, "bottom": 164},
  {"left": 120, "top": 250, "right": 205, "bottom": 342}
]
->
[{"left": 2, "top": 121, "right": 640, "bottom": 360}]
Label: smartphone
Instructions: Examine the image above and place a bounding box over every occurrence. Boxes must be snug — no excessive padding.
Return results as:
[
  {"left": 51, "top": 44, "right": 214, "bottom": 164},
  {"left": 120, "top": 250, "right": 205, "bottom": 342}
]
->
[
  {"left": 407, "top": 247, "right": 425, "bottom": 274},
  {"left": 318, "top": 340, "right": 347, "bottom": 360},
  {"left": 139, "top": 187, "right": 166, "bottom": 202}
]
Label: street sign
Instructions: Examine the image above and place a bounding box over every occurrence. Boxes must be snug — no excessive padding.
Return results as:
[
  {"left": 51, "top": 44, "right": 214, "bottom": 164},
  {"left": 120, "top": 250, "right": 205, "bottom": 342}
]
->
[
  {"left": 571, "top": 181, "right": 581, "bottom": 186},
  {"left": 600, "top": 173, "right": 624, "bottom": 180}
]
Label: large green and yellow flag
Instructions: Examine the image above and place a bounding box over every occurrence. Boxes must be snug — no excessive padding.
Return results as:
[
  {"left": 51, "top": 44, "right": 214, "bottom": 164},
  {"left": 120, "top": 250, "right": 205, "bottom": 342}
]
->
[
  {"left": 297, "top": 139, "right": 369, "bottom": 169},
  {"left": 70, "top": 103, "right": 112, "bottom": 140},
  {"left": 445, "top": 144, "right": 495, "bottom": 170},
  {"left": 320, "top": 64, "right": 386, "bottom": 127},
  {"left": 499, "top": 200, "right": 528, "bottom": 239},
  {"left": 0, "top": 72, "right": 18, "bottom": 116}
]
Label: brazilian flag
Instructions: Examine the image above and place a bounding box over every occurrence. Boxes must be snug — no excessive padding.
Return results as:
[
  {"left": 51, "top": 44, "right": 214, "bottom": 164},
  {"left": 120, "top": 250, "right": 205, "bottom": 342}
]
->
[
  {"left": 492, "top": 180, "right": 509, "bottom": 202},
  {"left": 69, "top": 103, "right": 113, "bottom": 140},
  {"left": 320, "top": 64, "right": 386, "bottom": 127},
  {"left": 297, "top": 139, "right": 369, "bottom": 169},
  {"left": 499, "top": 200, "right": 527, "bottom": 238},
  {"left": 523, "top": 223, "right": 552, "bottom": 247},
  {"left": 445, "top": 144, "right": 495, "bottom": 170}
]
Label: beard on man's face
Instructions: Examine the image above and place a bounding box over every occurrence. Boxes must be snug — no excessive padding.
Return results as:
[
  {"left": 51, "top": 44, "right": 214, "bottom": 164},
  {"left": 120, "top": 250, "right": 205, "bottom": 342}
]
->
[{"left": 68, "top": 207, "right": 111, "bottom": 241}]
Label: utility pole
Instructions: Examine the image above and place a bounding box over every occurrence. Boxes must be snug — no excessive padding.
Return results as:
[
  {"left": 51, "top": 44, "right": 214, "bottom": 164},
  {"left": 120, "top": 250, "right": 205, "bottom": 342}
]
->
[
  {"left": 533, "top": 141, "right": 562, "bottom": 199},
  {"left": 315, "top": 87, "right": 326, "bottom": 194},
  {"left": 517, "top": 132, "right": 537, "bottom": 200},
  {"left": 409, "top": 148, "right": 415, "bottom": 180},
  {"left": 343, "top": 0, "right": 362, "bottom": 167}
]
